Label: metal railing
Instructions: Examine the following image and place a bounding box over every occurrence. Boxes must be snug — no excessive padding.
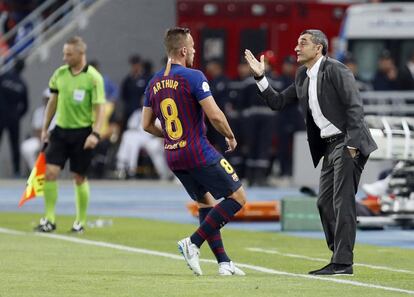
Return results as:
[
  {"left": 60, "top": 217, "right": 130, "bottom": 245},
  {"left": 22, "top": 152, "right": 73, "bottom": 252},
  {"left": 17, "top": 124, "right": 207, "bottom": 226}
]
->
[
  {"left": 0, "top": 0, "right": 96, "bottom": 74},
  {"left": 1, "top": 0, "right": 57, "bottom": 47},
  {"left": 362, "top": 91, "right": 414, "bottom": 116}
]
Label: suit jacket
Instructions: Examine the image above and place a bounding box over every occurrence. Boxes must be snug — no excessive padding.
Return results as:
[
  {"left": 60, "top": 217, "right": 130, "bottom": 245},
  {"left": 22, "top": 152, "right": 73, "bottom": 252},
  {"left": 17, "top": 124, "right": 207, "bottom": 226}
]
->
[
  {"left": 260, "top": 56, "right": 377, "bottom": 167},
  {"left": 397, "top": 64, "right": 414, "bottom": 90}
]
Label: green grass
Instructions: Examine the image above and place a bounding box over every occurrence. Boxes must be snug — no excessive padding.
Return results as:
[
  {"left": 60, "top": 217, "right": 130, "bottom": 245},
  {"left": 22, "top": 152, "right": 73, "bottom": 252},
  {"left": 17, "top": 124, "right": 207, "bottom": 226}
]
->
[{"left": 0, "top": 212, "right": 413, "bottom": 297}]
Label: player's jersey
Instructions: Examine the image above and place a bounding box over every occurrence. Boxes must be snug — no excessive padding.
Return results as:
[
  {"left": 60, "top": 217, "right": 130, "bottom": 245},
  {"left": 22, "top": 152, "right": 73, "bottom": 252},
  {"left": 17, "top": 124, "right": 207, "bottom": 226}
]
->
[
  {"left": 49, "top": 64, "right": 105, "bottom": 129},
  {"left": 144, "top": 64, "right": 221, "bottom": 170}
]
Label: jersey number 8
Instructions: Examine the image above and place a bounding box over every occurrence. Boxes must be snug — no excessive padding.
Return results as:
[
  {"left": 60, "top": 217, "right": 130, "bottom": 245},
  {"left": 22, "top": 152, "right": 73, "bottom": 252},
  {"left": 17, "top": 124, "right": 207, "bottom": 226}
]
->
[{"left": 160, "top": 98, "right": 183, "bottom": 140}]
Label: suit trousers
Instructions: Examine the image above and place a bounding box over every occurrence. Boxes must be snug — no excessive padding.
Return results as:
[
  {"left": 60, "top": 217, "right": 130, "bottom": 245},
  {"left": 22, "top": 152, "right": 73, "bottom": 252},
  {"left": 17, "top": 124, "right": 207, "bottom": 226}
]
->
[
  {"left": 317, "top": 138, "right": 368, "bottom": 265},
  {"left": 0, "top": 121, "right": 21, "bottom": 175}
]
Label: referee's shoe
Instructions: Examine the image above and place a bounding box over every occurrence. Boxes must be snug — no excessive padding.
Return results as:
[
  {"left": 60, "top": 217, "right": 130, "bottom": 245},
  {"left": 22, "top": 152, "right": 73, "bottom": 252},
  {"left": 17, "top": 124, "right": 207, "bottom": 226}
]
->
[
  {"left": 70, "top": 222, "right": 85, "bottom": 234},
  {"left": 34, "top": 218, "right": 56, "bottom": 233}
]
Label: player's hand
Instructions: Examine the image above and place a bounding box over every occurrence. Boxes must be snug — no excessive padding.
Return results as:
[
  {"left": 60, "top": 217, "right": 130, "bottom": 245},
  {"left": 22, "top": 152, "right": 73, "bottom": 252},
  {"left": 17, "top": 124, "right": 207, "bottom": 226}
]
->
[
  {"left": 83, "top": 134, "right": 99, "bottom": 149},
  {"left": 225, "top": 137, "right": 237, "bottom": 153},
  {"left": 244, "top": 49, "right": 265, "bottom": 78}
]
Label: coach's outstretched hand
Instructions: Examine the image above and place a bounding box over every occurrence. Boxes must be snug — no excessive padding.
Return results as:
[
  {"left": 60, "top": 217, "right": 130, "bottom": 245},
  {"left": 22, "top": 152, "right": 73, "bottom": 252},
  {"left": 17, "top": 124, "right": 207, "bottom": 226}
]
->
[{"left": 244, "top": 49, "right": 265, "bottom": 78}]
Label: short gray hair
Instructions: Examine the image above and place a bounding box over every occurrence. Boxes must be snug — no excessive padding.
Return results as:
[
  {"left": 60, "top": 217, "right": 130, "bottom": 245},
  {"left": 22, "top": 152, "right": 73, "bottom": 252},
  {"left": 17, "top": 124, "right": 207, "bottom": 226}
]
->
[
  {"left": 300, "top": 29, "right": 328, "bottom": 56},
  {"left": 65, "top": 36, "right": 87, "bottom": 53}
]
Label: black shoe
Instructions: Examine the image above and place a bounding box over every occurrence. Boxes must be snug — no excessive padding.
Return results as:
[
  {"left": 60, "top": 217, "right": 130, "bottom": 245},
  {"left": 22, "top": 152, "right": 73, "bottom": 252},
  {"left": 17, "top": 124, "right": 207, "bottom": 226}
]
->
[
  {"left": 70, "top": 222, "right": 85, "bottom": 234},
  {"left": 34, "top": 218, "right": 56, "bottom": 233},
  {"left": 310, "top": 263, "right": 353, "bottom": 276},
  {"left": 308, "top": 263, "right": 333, "bottom": 275}
]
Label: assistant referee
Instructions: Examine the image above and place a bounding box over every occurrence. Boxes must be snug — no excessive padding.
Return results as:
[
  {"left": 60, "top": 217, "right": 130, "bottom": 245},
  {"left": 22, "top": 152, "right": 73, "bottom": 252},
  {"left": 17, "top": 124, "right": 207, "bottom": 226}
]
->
[{"left": 35, "top": 36, "right": 105, "bottom": 233}]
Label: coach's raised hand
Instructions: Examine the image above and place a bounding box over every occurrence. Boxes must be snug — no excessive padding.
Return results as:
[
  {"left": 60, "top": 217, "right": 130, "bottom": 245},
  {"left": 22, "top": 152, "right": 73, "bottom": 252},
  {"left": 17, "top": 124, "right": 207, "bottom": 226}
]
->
[{"left": 244, "top": 49, "right": 265, "bottom": 78}]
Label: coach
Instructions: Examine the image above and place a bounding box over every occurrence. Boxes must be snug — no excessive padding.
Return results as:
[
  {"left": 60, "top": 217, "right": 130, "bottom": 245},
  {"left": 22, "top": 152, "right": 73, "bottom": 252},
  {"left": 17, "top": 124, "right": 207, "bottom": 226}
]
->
[{"left": 245, "top": 29, "right": 377, "bottom": 275}]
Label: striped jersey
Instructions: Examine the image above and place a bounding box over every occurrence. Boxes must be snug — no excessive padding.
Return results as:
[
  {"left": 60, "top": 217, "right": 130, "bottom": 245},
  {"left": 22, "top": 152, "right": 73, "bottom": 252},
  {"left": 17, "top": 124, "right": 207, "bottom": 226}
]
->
[{"left": 144, "top": 64, "right": 221, "bottom": 170}]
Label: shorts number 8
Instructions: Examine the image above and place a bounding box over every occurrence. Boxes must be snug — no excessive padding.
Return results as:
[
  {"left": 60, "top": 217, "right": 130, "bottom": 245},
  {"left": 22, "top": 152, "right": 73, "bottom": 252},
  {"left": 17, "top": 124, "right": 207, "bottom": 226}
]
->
[{"left": 220, "top": 158, "right": 234, "bottom": 174}]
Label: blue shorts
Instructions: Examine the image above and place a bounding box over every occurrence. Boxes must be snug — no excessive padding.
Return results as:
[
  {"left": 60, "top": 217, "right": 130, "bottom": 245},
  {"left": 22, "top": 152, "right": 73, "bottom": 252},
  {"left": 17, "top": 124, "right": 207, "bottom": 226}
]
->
[{"left": 173, "top": 158, "right": 242, "bottom": 201}]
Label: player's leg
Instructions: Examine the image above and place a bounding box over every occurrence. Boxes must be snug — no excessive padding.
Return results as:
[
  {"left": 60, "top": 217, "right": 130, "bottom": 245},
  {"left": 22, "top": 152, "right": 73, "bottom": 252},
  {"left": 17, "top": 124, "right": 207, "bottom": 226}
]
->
[
  {"left": 39, "top": 164, "right": 61, "bottom": 229},
  {"left": 197, "top": 193, "right": 245, "bottom": 275},
  {"left": 145, "top": 137, "right": 171, "bottom": 180},
  {"left": 126, "top": 131, "right": 143, "bottom": 177},
  {"left": 189, "top": 187, "right": 246, "bottom": 255},
  {"left": 7, "top": 120, "right": 21, "bottom": 176},
  {"left": 69, "top": 127, "right": 95, "bottom": 233},
  {"left": 174, "top": 169, "right": 205, "bottom": 275},
  {"left": 196, "top": 193, "right": 231, "bottom": 263},
  {"left": 35, "top": 127, "right": 66, "bottom": 232},
  {"left": 181, "top": 158, "right": 246, "bottom": 275},
  {"left": 116, "top": 130, "right": 140, "bottom": 178},
  {"left": 72, "top": 173, "right": 89, "bottom": 232},
  {"left": 189, "top": 159, "right": 246, "bottom": 249}
]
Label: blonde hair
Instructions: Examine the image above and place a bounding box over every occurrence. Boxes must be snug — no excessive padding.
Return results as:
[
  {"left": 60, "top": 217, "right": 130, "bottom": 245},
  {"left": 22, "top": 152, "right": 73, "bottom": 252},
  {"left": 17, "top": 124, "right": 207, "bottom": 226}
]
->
[{"left": 65, "top": 36, "right": 87, "bottom": 53}]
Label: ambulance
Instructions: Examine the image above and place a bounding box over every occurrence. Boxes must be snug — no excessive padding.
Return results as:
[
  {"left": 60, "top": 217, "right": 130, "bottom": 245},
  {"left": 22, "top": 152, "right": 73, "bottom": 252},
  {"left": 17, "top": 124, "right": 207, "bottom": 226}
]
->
[{"left": 337, "top": 2, "right": 414, "bottom": 82}]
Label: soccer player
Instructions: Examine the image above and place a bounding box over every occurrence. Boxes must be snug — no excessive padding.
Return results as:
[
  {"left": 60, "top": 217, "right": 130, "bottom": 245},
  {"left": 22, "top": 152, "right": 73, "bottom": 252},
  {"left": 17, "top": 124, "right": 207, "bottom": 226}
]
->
[
  {"left": 142, "top": 27, "right": 247, "bottom": 276},
  {"left": 34, "top": 36, "right": 105, "bottom": 233}
]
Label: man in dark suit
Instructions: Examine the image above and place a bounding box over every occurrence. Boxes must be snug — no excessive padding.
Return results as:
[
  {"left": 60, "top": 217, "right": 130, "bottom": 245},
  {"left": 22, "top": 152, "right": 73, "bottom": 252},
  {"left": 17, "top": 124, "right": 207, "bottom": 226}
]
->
[
  {"left": 245, "top": 29, "right": 377, "bottom": 275},
  {"left": 398, "top": 50, "right": 414, "bottom": 90},
  {"left": 0, "top": 59, "right": 28, "bottom": 177}
]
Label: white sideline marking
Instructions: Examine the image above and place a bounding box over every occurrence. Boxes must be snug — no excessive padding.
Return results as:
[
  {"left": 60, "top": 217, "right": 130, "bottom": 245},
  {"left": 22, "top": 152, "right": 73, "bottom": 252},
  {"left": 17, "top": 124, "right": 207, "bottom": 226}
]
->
[
  {"left": 0, "top": 228, "right": 413, "bottom": 295},
  {"left": 247, "top": 247, "right": 414, "bottom": 275},
  {"left": 0, "top": 227, "right": 25, "bottom": 235}
]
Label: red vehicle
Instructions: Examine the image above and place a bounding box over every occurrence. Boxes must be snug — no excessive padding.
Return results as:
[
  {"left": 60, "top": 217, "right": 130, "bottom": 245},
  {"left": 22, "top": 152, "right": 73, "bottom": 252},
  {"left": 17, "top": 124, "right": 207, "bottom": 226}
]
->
[{"left": 177, "top": 0, "right": 349, "bottom": 78}]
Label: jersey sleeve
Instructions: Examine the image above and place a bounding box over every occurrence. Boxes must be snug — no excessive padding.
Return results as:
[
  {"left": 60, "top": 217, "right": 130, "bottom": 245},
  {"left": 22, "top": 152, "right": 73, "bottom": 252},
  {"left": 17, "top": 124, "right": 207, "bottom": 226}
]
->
[
  {"left": 49, "top": 69, "right": 59, "bottom": 94},
  {"left": 143, "top": 82, "right": 151, "bottom": 107},
  {"left": 189, "top": 70, "right": 212, "bottom": 102},
  {"left": 91, "top": 71, "right": 106, "bottom": 104}
]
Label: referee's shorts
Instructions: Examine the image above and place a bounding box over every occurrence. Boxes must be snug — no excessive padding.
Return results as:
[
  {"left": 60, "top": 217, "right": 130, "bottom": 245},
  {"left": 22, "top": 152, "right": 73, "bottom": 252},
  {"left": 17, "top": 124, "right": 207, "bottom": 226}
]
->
[{"left": 46, "top": 126, "right": 94, "bottom": 175}]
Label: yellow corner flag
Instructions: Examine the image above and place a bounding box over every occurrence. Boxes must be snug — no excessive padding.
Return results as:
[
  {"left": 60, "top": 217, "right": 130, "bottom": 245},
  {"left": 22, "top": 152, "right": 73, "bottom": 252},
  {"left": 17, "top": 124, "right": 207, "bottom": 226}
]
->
[{"left": 19, "top": 151, "right": 46, "bottom": 207}]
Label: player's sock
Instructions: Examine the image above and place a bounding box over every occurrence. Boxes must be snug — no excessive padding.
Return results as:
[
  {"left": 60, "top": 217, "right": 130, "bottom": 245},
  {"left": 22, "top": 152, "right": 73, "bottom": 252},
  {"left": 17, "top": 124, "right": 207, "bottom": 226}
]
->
[
  {"left": 44, "top": 180, "right": 58, "bottom": 223},
  {"left": 198, "top": 207, "right": 231, "bottom": 263},
  {"left": 191, "top": 198, "right": 242, "bottom": 248},
  {"left": 75, "top": 181, "right": 90, "bottom": 226}
]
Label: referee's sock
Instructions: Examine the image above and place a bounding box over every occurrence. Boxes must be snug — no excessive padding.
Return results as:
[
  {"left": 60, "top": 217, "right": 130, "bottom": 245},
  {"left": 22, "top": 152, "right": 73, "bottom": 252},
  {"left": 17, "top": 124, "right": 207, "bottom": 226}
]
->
[
  {"left": 75, "top": 181, "right": 90, "bottom": 226},
  {"left": 198, "top": 207, "right": 230, "bottom": 263},
  {"left": 44, "top": 180, "right": 58, "bottom": 224},
  {"left": 190, "top": 198, "right": 242, "bottom": 248}
]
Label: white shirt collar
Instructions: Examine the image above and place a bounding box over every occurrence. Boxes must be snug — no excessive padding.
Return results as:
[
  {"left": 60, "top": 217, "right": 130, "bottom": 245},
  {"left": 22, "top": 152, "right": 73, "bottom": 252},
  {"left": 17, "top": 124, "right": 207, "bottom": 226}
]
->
[{"left": 306, "top": 56, "right": 324, "bottom": 79}]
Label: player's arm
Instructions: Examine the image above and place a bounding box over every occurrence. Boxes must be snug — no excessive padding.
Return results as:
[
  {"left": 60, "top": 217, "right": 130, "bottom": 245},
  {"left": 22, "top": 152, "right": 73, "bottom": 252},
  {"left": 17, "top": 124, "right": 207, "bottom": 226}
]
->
[
  {"left": 142, "top": 106, "right": 164, "bottom": 138},
  {"left": 41, "top": 92, "right": 58, "bottom": 143},
  {"left": 84, "top": 103, "right": 106, "bottom": 149},
  {"left": 92, "top": 103, "right": 105, "bottom": 136},
  {"left": 199, "top": 96, "right": 236, "bottom": 152},
  {"left": 84, "top": 71, "right": 106, "bottom": 149}
]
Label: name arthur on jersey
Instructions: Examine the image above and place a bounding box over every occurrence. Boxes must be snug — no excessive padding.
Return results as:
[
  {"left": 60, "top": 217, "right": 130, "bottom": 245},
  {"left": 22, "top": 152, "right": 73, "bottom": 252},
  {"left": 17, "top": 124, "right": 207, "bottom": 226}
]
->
[{"left": 153, "top": 79, "right": 179, "bottom": 94}]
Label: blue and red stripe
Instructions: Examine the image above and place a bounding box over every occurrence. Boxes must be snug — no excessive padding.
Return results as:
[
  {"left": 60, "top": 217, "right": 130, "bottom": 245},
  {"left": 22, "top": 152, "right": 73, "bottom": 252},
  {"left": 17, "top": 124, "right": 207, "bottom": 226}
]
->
[{"left": 147, "top": 65, "right": 221, "bottom": 170}]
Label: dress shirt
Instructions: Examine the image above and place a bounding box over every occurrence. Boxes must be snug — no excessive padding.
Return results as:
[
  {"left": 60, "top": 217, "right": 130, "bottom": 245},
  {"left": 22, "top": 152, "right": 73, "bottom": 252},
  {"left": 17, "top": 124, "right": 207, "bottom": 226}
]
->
[{"left": 306, "top": 56, "right": 341, "bottom": 138}]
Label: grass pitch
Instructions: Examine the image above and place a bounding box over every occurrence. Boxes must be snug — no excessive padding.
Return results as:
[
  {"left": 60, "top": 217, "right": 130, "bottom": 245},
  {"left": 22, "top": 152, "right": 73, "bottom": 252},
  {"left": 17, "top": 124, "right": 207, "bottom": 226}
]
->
[{"left": 0, "top": 212, "right": 413, "bottom": 297}]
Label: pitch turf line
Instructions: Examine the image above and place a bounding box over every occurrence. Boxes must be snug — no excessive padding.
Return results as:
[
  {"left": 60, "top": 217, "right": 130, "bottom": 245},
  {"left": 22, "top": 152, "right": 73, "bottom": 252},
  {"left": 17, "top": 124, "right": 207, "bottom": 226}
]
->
[
  {"left": 1, "top": 228, "right": 414, "bottom": 295},
  {"left": 0, "top": 227, "right": 25, "bottom": 235},
  {"left": 247, "top": 247, "right": 414, "bottom": 275}
]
